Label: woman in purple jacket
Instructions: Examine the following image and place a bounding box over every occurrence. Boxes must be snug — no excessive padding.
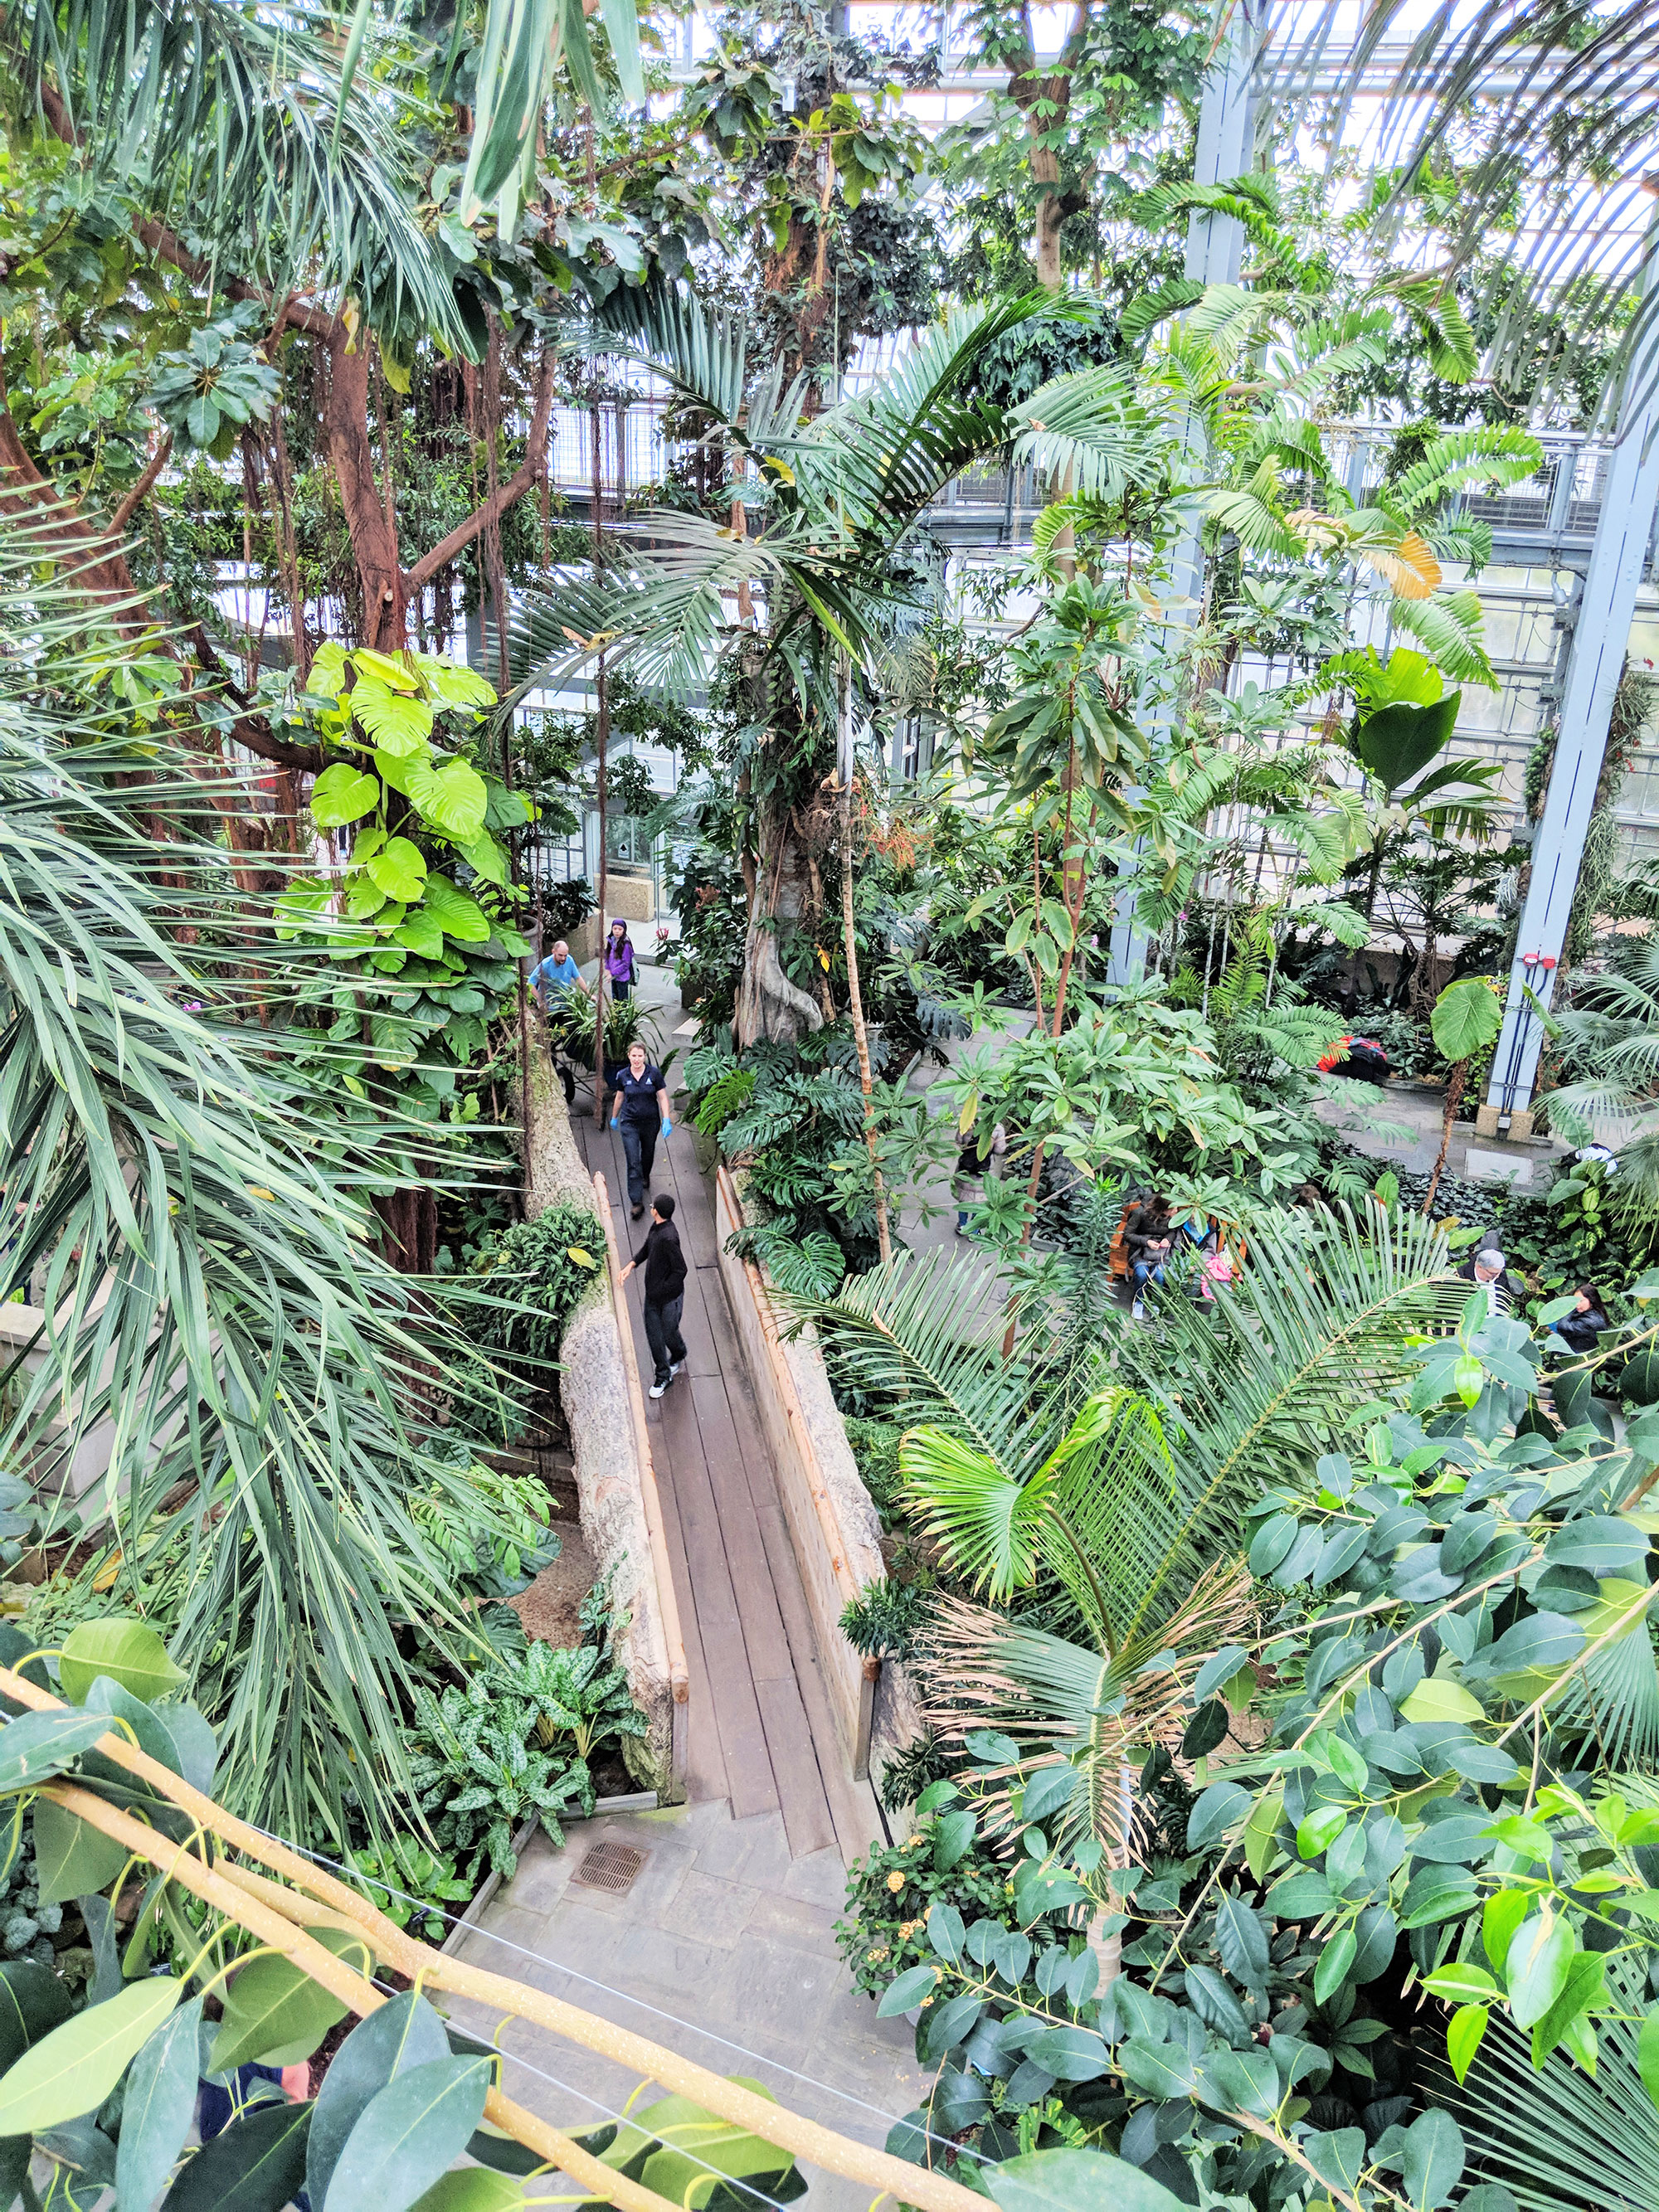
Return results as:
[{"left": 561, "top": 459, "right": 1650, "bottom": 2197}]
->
[{"left": 604, "top": 920, "right": 636, "bottom": 1002}]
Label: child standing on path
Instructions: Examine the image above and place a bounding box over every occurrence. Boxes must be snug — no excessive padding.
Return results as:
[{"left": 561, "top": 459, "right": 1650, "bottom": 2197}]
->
[{"left": 605, "top": 920, "right": 637, "bottom": 1002}]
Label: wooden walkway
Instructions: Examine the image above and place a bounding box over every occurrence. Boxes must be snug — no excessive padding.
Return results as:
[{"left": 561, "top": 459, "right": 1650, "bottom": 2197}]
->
[{"left": 573, "top": 1111, "right": 883, "bottom": 1866}]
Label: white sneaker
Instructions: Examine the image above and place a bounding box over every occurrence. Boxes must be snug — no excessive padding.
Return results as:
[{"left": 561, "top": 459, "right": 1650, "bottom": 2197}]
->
[
  {"left": 1131, "top": 1299, "right": 1146, "bottom": 1320},
  {"left": 670, "top": 1361, "right": 683, "bottom": 1377},
  {"left": 649, "top": 1378, "right": 668, "bottom": 1398}
]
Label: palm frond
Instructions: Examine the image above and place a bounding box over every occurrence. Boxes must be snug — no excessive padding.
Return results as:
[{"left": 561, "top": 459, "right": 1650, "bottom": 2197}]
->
[
  {"left": 1382, "top": 587, "right": 1497, "bottom": 687},
  {"left": 11, "top": 0, "right": 468, "bottom": 350},
  {"left": 1009, "top": 363, "right": 1178, "bottom": 506}
]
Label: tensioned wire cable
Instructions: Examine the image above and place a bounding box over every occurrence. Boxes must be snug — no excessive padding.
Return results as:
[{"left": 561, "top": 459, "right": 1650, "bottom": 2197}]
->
[
  {"left": 354, "top": 1966, "right": 795, "bottom": 2212},
  {"left": 255, "top": 1826, "right": 1009, "bottom": 2180}
]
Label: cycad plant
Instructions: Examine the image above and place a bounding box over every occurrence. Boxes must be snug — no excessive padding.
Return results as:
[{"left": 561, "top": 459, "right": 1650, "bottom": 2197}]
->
[
  {"left": 1538, "top": 936, "right": 1659, "bottom": 1231},
  {"left": 798, "top": 1204, "right": 1464, "bottom": 1942},
  {"left": 0, "top": 515, "right": 518, "bottom": 1848}
]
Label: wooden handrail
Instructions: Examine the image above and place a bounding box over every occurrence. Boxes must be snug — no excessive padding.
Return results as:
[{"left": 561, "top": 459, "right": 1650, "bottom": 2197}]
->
[
  {"left": 716, "top": 1165, "right": 864, "bottom": 1614},
  {"left": 593, "top": 1172, "right": 691, "bottom": 1714}
]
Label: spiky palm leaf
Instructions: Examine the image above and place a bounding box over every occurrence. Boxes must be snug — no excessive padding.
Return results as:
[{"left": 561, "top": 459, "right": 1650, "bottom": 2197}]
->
[
  {"left": 922, "top": 1563, "right": 1259, "bottom": 1855},
  {"left": 0, "top": 520, "right": 515, "bottom": 1849},
  {"left": 10, "top": 0, "right": 467, "bottom": 349},
  {"left": 1446, "top": 1952, "right": 1657, "bottom": 2212},
  {"left": 1008, "top": 364, "right": 1178, "bottom": 507}
]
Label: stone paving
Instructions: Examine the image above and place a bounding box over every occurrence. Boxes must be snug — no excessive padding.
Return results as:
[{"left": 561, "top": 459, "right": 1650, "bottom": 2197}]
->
[{"left": 448, "top": 1801, "right": 925, "bottom": 2211}]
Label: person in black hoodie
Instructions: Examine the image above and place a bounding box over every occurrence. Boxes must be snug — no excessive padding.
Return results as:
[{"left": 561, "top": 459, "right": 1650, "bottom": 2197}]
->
[
  {"left": 1548, "top": 1282, "right": 1608, "bottom": 1359},
  {"left": 620, "top": 1192, "right": 688, "bottom": 1398}
]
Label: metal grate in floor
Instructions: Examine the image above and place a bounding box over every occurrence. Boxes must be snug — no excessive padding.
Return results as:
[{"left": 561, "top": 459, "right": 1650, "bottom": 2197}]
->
[{"left": 572, "top": 1840, "right": 648, "bottom": 1894}]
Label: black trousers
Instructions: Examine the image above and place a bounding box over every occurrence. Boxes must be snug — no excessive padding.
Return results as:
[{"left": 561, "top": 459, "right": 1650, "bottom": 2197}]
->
[
  {"left": 619, "top": 1117, "right": 658, "bottom": 1208},
  {"left": 643, "top": 1295, "right": 687, "bottom": 1385}
]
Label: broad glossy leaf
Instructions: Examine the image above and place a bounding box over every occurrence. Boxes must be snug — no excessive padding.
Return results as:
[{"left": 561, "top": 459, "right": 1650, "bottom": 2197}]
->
[
  {"left": 33, "top": 1800, "right": 126, "bottom": 1906},
  {"left": 876, "top": 1966, "right": 938, "bottom": 2018},
  {"left": 1506, "top": 1913, "right": 1573, "bottom": 2028},
  {"left": 1401, "top": 2107, "right": 1465, "bottom": 2210},
  {"left": 0, "top": 1710, "right": 119, "bottom": 1791},
  {"left": 0, "top": 1960, "right": 71, "bottom": 2069},
  {"left": 324, "top": 2057, "right": 492, "bottom": 2212},
  {"left": 116, "top": 1996, "right": 204, "bottom": 2212},
  {"left": 990, "top": 2146, "right": 1189, "bottom": 2212},
  {"left": 162, "top": 2094, "right": 311, "bottom": 2211},
  {"left": 1399, "top": 1678, "right": 1484, "bottom": 1725},
  {"left": 1447, "top": 2002, "right": 1487, "bottom": 2083},
  {"left": 366, "top": 837, "right": 428, "bottom": 904},
  {"left": 59, "top": 1618, "right": 185, "bottom": 1706},
  {"left": 1115, "top": 2039, "right": 1199, "bottom": 2100},
  {"left": 0, "top": 1976, "right": 180, "bottom": 2134},
  {"left": 83, "top": 1679, "right": 216, "bottom": 1796},
  {"left": 421, "top": 873, "right": 492, "bottom": 944},
  {"left": 1304, "top": 2127, "right": 1365, "bottom": 2196},
  {"left": 211, "top": 1928, "right": 370, "bottom": 2072},
  {"left": 307, "top": 1992, "right": 465, "bottom": 2211},
  {"left": 351, "top": 682, "right": 434, "bottom": 755},
  {"left": 1314, "top": 1927, "right": 1356, "bottom": 2005},
  {"left": 411, "top": 2176, "right": 525, "bottom": 2212},
  {"left": 1021, "top": 2027, "right": 1109, "bottom": 2082}
]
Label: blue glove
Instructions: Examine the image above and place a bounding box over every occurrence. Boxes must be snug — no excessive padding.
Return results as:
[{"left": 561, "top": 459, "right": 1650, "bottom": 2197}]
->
[
  {"left": 610, "top": 1116, "right": 617, "bottom": 1129},
  {"left": 662, "top": 1117, "right": 673, "bottom": 1137}
]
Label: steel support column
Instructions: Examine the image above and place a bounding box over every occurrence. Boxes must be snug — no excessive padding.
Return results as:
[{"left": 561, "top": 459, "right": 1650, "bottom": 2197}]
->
[
  {"left": 1483, "top": 236, "right": 1659, "bottom": 1125},
  {"left": 1105, "top": 7, "right": 1261, "bottom": 986}
]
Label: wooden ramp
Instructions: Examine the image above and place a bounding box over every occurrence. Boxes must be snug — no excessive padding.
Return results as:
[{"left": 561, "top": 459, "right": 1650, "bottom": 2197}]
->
[{"left": 573, "top": 1112, "right": 883, "bottom": 1866}]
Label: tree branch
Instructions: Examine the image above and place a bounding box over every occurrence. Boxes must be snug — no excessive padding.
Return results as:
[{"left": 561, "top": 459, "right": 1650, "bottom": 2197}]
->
[
  {"left": 109, "top": 433, "right": 173, "bottom": 532},
  {"left": 186, "top": 623, "right": 324, "bottom": 773},
  {"left": 403, "top": 348, "right": 559, "bottom": 596}
]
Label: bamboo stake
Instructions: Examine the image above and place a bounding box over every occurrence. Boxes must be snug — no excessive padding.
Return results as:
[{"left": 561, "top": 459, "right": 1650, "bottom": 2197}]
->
[
  {"left": 36, "top": 1782, "right": 673, "bottom": 2212},
  {"left": 1, "top": 1671, "right": 985, "bottom": 2212}
]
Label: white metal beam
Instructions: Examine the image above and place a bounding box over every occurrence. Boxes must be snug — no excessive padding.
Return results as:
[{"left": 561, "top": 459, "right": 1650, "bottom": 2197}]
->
[{"left": 1483, "top": 229, "right": 1659, "bottom": 1129}]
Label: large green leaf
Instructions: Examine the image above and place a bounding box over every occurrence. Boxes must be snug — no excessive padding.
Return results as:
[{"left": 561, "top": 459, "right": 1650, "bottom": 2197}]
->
[
  {"left": 411, "top": 2173, "right": 526, "bottom": 2210},
  {"left": 310, "top": 766, "right": 382, "bottom": 829},
  {"left": 305, "top": 1993, "right": 453, "bottom": 2210},
  {"left": 211, "top": 1929, "right": 371, "bottom": 2073},
  {"left": 0, "top": 1712, "right": 114, "bottom": 1793},
  {"left": 0, "top": 1961, "right": 72, "bottom": 2070},
  {"left": 115, "top": 1996, "right": 205, "bottom": 2212},
  {"left": 324, "top": 2054, "right": 493, "bottom": 2212},
  {"left": 0, "top": 1976, "right": 180, "bottom": 2135},
  {"left": 83, "top": 1678, "right": 216, "bottom": 1796},
  {"left": 1431, "top": 978, "right": 1504, "bottom": 1066},
  {"left": 990, "top": 2145, "right": 1189, "bottom": 2212},
  {"left": 32, "top": 1799, "right": 127, "bottom": 1906},
  {"left": 1354, "top": 693, "right": 1462, "bottom": 793},
  {"left": 160, "top": 2095, "right": 312, "bottom": 2212},
  {"left": 59, "top": 1618, "right": 186, "bottom": 1706}
]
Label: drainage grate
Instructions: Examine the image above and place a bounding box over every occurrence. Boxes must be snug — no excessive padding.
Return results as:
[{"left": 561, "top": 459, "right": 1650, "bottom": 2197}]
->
[{"left": 573, "top": 1841, "right": 647, "bottom": 1895}]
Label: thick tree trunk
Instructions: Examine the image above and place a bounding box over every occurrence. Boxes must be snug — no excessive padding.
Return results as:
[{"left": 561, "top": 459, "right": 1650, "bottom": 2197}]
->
[
  {"left": 324, "top": 328, "right": 408, "bottom": 652},
  {"left": 1423, "top": 1061, "right": 1467, "bottom": 1214},
  {"left": 736, "top": 806, "right": 826, "bottom": 1048}
]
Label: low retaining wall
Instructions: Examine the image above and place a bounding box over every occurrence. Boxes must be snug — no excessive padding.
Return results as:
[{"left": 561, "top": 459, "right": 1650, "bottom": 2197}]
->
[
  {"left": 523, "top": 1026, "right": 688, "bottom": 1799},
  {"left": 713, "top": 1166, "right": 884, "bottom": 1776}
]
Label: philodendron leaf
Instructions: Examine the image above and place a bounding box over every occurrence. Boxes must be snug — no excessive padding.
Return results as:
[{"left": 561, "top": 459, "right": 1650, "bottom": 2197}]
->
[
  {"left": 115, "top": 1995, "right": 204, "bottom": 2212},
  {"left": 59, "top": 1618, "right": 186, "bottom": 1706},
  {"left": 211, "top": 1928, "right": 372, "bottom": 2073},
  {"left": 310, "top": 765, "right": 382, "bottom": 829},
  {"left": 161, "top": 2094, "right": 312, "bottom": 2211},
  {"left": 324, "top": 2054, "right": 493, "bottom": 2212},
  {"left": 33, "top": 1799, "right": 127, "bottom": 1905},
  {"left": 0, "top": 1976, "right": 180, "bottom": 2135},
  {"left": 306, "top": 1992, "right": 453, "bottom": 2210},
  {"left": 1430, "top": 977, "right": 1503, "bottom": 1066},
  {"left": 990, "top": 2144, "right": 1189, "bottom": 2212}
]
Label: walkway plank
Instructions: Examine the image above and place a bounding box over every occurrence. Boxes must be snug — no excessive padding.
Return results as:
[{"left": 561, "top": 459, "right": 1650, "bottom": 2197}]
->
[{"left": 566, "top": 1086, "right": 872, "bottom": 1860}]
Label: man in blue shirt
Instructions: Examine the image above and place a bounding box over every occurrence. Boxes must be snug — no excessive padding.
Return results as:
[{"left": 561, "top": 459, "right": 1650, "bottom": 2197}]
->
[{"left": 532, "top": 938, "right": 582, "bottom": 998}]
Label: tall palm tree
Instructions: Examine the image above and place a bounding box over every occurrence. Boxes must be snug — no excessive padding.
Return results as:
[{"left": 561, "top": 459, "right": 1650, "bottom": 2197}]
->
[
  {"left": 0, "top": 510, "right": 516, "bottom": 1848},
  {"left": 795, "top": 1205, "right": 1463, "bottom": 1947}
]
